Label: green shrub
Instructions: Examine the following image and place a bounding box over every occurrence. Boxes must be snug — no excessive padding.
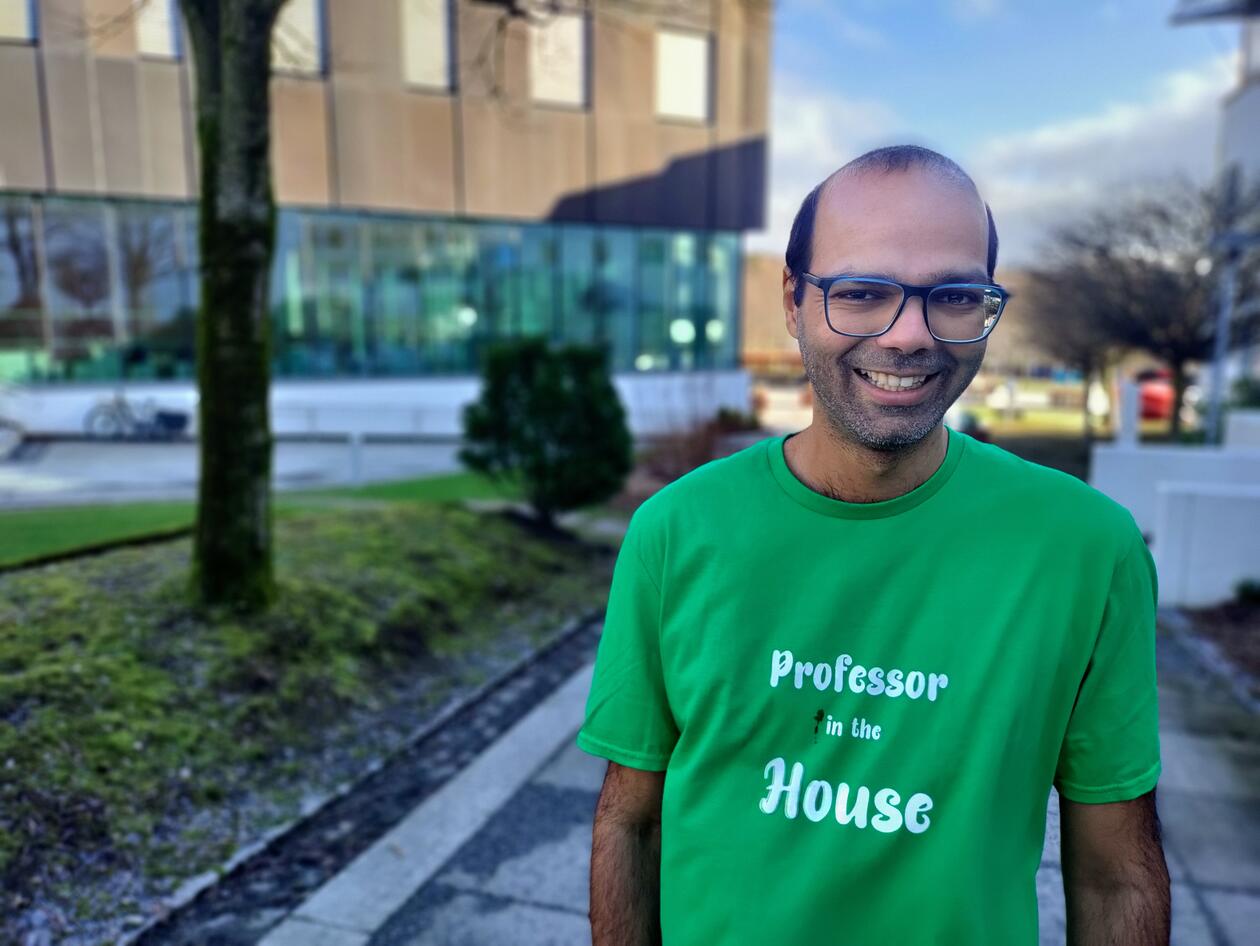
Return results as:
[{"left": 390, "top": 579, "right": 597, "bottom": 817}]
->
[
  {"left": 1236, "top": 578, "right": 1260, "bottom": 605},
  {"left": 1229, "top": 376, "right": 1260, "bottom": 409},
  {"left": 458, "top": 337, "right": 634, "bottom": 527},
  {"left": 715, "top": 406, "right": 761, "bottom": 432}
]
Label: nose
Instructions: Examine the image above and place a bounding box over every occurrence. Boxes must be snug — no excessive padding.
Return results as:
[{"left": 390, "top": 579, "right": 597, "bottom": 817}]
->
[{"left": 876, "top": 292, "right": 937, "bottom": 354}]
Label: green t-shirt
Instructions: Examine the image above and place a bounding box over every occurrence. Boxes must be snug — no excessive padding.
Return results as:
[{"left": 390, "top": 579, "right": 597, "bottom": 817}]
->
[{"left": 576, "top": 426, "right": 1161, "bottom": 945}]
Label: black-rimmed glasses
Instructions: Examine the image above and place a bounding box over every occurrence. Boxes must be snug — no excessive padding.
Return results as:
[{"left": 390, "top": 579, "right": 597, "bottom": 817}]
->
[{"left": 799, "top": 273, "right": 1010, "bottom": 344}]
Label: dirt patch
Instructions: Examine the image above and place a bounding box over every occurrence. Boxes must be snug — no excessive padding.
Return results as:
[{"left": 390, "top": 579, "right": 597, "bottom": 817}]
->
[{"left": 1181, "top": 598, "right": 1260, "bottom": 698}]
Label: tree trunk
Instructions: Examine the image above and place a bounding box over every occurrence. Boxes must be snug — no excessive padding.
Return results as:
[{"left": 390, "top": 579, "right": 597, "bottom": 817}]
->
[
  {"left": 180, "top": 0, "right": 285, "bottom": 611},
  {"left": 1079, "top": 361, "right": 1095, "bottom": 453},
  {"left": 1169, "top": 360, "right": 1187, "bottom": 441}
]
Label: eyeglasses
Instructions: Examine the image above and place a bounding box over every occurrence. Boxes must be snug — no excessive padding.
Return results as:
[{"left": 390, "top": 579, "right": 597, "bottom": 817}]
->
[{"left": 799, "top": 273, "right": 1010, "bottom": 344}]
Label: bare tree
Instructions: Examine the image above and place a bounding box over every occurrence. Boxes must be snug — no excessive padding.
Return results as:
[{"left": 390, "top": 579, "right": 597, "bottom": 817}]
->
[
  {"left": 1031, "top": 174, "right": 1260, "bottom": 439},
  {"left": 1019, "top": 264, "right": 1118, "bottom": 449}
]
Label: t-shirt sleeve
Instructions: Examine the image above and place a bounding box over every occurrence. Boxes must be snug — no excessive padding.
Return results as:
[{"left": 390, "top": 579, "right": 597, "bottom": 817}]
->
[
  {"left": 575, "top": 512, "right": 679, "bottom": 771},
  {"left": 1053, "top": 522, "right": 1162, "bottom": 804}
]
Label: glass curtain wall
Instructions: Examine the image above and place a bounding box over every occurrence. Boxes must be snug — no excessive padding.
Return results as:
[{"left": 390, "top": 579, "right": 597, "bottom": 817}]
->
[{"left": 0, "top": 195, "right": 742, "bottom": 384}]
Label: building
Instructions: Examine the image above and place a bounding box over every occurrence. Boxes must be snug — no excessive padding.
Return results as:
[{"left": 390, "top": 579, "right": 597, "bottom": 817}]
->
[
  {"left": 0, "top": 0, "right": 769, "bottom": 436},
  {"left": 1172, "top": 1, "right": 1260, "bottom": 390}
]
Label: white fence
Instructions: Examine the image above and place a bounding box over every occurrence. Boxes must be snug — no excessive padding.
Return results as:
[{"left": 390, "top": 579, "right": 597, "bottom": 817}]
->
[{"left": 1154, "top": 482, "right": 1260, "bottom": 606}]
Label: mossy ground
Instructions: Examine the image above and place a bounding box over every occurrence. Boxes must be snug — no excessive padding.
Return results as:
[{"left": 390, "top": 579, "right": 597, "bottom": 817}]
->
[{"left": 0, "top": 502, "right": 613, "bottom": 934}]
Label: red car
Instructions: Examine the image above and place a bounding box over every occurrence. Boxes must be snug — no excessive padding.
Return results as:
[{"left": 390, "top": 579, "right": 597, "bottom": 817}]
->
[{"left": 1135, "top": 368, "right": 1175, "bottom": 421}]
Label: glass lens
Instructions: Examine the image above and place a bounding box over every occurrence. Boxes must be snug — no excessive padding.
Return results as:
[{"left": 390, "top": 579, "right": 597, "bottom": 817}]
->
[
  {"left": 824, "top": 279, "right": 903, "bottom": 335},
  {"left": 927, "top": 285, "right": 1003, "bottom": 341}
]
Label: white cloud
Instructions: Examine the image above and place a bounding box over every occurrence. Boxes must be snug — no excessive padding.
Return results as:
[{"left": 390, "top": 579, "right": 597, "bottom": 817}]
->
[
  {"left": 966, "top": 50, "right": 1238, "bottom": 266},
  {"left": 748, "top": 51, "right": 1239, "bottom": 268},
  {"left": 745, "top": 80, "right": 911, "bottom": 255}
]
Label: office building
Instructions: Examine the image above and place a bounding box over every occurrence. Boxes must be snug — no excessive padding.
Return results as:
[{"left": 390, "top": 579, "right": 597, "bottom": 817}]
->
[{"left": 0, "top": 0, "right": 769, "bottom": 435}]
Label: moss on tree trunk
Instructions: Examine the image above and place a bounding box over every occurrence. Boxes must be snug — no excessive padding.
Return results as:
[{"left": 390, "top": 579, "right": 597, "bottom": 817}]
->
[{"left": 180, "top": 0, "right": 287, "bottom": 612}]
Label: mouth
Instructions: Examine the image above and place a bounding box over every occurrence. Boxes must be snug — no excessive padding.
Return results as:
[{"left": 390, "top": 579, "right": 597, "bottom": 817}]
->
[{"left": 853, "top": 367, "right": 941, "bottom": 393}]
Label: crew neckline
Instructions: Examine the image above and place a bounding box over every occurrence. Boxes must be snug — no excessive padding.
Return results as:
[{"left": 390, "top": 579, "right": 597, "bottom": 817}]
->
[{"left": 768, "top": 425, "right": 966, "bottom": 519}]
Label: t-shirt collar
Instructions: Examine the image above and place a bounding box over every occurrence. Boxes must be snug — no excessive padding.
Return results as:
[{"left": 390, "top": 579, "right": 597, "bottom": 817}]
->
[{"left": 767, "top": 425, "right": 966, "bottom": 520}]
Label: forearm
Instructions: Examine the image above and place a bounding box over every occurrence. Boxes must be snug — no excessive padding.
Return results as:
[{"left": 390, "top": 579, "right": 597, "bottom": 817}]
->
[
  {"left": 1064, "top": 875, "right": 1170, "bottom": 946},
  {"left": 590, "top": 815, "right": 662, "bottom": 946}
]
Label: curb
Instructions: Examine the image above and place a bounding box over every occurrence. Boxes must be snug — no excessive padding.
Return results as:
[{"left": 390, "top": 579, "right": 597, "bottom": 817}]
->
[{"left": 260, "top": 661, "right": 596, "bottom": 944}]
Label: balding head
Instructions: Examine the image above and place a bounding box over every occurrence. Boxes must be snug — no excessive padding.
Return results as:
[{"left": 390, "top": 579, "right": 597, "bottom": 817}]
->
[{"left": 786, "top": 145, "right": 998, "bottom": 305}]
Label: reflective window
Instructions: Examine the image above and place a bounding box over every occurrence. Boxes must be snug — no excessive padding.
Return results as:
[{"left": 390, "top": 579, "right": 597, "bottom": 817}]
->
[
  {"left": 595, "top": 230, "right": 637, "bottom": 372},
  {"left": 42, "top": 201, "right": 116, "bottom": 379},
  {"left": 0, "top": 195, "right": 743, "bottom": 383},
  {"left": 655, "top": 30, "right": 709, "bottom": 122},
  {"left": 636, "top": 231, "right": 670, "bottom": 371},
  {"left": 707, "top": 233, "right": 740, "bottom": 369},
  {"left": 272, "top": 0, "right": 323, "bottom": 76},
  {"left": 402, "top": 0, "right": 450, "bottom": 89},
  {"left": 559, "top": 226, "right": 596, "bottom": 345},
  {"left": 366, "top": 219, "right": 425, "bottom": 376},
  {"left": 530, "top": 11, "right": 586, "bottom": 107},
  {"left": 0, "top": 195, "right": 45, "bottom": 382},
  {"left": 519, "top": 226, "right": 558, "bottom": 340},
  {"left": 118, "top": 202, "right": 196, "bottom": 378}
]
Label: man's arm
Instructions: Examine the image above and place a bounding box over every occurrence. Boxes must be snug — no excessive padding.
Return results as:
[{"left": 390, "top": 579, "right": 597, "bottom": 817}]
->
[
  {"left": 1059, "top": 788, "right": 1170, "bottom": 945},
  {"left": 590, "top": 760, "right": 665, "bottom": 946}
]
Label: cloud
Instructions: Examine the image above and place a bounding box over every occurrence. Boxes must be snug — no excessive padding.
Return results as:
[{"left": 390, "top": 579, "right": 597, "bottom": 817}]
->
[
  {"left": 746, "top": 81, "right": 911, "bottom": 255},
  {"left": 966, "top": 50, "right": 1238, "bottom": 266},
  {"left": 794, "top": 0, "right": 889, "bottom": 50}
]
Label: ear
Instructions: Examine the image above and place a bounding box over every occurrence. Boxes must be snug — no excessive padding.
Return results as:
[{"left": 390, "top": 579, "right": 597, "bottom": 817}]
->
[{"left": 782, "top": 266, "right": 800, "bottom": 340}]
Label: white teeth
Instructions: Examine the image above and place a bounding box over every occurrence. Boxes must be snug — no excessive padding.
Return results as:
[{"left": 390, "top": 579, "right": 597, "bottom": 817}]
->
[{"left": 858, "top": 369, "right": 930, "bottom": 391}]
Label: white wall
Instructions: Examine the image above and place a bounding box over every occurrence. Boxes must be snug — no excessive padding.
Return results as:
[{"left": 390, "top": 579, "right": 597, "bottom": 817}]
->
[
  {"left": 1155, "top": 482, "right": 1260, "bottom": 607},
  {"left": 0, "top": 370, "right": 752, "bottom": 439},
  {"left": 1089, "top": 443, "right": 1260, "bottom": 538},
  {"left": 1225, "top": 409, "right": 1260, "bottom": 448}
]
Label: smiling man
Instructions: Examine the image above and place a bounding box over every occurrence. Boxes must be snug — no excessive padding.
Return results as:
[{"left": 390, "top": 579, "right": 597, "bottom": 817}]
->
[{"left": 578, "top": 145, "right": 1169, "bottom": 945}]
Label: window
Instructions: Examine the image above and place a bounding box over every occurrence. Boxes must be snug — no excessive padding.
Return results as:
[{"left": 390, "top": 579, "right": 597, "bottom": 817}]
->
[
  {"left": 137, "top": 0, "right": 179, "bottom": 59},
  {"left": 402, "top": 0, "right": 450, "bottom": 89},
  {"left": 271, "top": 0, "right": 323, "bottom": 76},
  {"left": 0, "top": 1, "right": 35, "bottom": 42},
  {"left": 530, "top": 12, "right": 585, "bottom": 107},
  {"left": 655, "top": 29, "right": 709, "bottom": 122}
]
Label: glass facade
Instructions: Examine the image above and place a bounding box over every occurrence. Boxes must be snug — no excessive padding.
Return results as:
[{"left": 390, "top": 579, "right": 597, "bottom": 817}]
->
[{"left": 0, "top": 194, "right": 742, "bottom": 384}]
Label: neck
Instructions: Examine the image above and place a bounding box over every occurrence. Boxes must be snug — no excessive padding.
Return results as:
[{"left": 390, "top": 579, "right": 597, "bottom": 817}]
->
[{"left": 784, "top": 421, "right": 948, "bottom": 504}]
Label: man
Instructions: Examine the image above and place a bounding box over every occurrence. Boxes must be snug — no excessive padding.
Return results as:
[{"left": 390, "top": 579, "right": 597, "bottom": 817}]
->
[{"left": 577, "top": 145, "right": 1169, "bottom": 945}]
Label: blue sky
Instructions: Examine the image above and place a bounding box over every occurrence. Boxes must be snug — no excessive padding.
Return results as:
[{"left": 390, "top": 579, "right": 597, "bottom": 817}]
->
[{"left": 749, "top": 0, "right": 1242, "bottom": 266}]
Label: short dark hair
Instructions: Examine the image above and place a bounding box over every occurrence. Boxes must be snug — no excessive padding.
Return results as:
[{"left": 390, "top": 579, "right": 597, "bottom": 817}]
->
[{"left": 785, "top": 144, "right": 999, "bottom": 305}]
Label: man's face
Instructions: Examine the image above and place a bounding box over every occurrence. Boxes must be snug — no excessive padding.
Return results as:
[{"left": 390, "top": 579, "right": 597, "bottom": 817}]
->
[{"left": 784, "top": 168, "right": 991, "bottom": 452}]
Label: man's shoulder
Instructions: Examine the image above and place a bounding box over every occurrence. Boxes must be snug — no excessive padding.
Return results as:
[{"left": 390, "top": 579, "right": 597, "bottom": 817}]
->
[
  {"left": 628, "top": 434, "right": 772, "bottom": 537},
  {"left": 959, "top": 431, "right": 1142, "bottom": 547}
]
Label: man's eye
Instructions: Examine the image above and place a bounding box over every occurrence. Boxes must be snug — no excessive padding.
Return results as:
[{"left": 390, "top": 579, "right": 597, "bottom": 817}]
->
[{"left": 937, "top": 291, "right": 979, "bottom": 305}]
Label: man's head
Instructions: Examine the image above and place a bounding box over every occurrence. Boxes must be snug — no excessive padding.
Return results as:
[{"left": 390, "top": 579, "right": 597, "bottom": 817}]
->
[{"left": 783, "top": 145, "right": 1000, "bottom": 453}]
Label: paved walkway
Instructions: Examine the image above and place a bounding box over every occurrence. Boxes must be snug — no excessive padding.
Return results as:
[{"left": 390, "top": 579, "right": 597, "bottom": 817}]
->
[
  {"left": 0, "top": 439, "right": 466, "bottom": 507},
  {"left": 256, "top": 611, "right": 1260, "bottom": 945}
]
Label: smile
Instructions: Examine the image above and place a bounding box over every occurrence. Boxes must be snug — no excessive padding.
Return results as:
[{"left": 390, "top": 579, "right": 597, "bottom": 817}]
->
[{"left": 854, "top": 368, "right": 939, "bottom": 392}]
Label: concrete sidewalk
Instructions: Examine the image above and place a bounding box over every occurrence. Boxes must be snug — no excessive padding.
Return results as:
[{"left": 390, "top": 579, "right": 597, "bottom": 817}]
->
[
  {"left": 0, "top": 439, "right": 467, "bottom": 507},
  {"left": 255, "top": 625, "right": 1260, "bottom": 946}
]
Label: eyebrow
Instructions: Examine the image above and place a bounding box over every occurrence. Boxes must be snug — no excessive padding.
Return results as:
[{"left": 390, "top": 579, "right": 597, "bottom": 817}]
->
[{"left": 831, "top": 269, "right": 991, "bottom": 285}]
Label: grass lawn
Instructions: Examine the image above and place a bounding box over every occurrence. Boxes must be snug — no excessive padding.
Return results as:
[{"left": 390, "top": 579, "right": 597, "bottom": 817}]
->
[
  {"left": 0, "top": 470, "right": 525, "bottom": 568},
  {"left": 0, "top": 503, "right": 614, "bottom": 939}
]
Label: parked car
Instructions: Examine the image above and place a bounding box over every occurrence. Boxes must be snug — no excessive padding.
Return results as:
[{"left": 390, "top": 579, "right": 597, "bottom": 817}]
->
[{"left": 1135, "top": 368, "right": 1174, "bottom": 420}]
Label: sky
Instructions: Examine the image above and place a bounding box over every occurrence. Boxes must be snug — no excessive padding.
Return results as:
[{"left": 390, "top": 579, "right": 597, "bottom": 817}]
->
[{"left": 746, "top": 0, "right": 1243, "bottom": 268}]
